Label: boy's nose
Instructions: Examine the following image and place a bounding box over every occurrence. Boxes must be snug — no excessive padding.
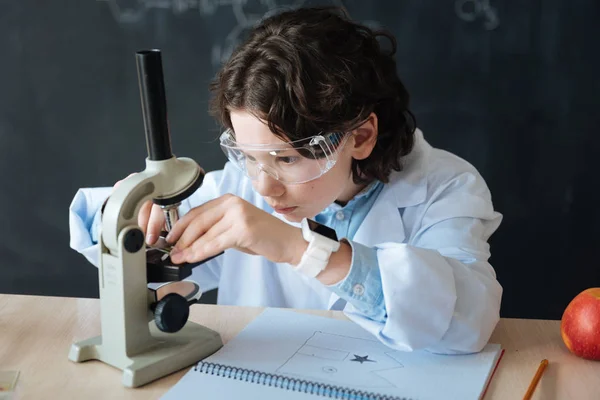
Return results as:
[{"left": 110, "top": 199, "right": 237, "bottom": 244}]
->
[{"left": 254, "top": 170, "right": 285, "bottom": 198}]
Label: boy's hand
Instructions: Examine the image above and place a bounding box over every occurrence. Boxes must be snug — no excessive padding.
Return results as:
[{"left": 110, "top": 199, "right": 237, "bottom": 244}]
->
[
  {"left": 164, "top": 194, "right": 307, "bottom": 265},
  {"left": 113, "top": 173, "right": 165, "bottom": 245}
]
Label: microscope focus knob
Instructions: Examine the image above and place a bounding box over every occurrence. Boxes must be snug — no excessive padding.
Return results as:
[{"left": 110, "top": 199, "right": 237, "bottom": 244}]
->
[
  {"left": 124, "top": 228, "right": 145, "bottom": 253},
  {"left": 153, "top": 293, "right": 190, "bottom": 333}
]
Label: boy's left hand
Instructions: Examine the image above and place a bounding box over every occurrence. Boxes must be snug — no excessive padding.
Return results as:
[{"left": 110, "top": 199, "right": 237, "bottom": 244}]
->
[{"left": 165, "top": 194, "right": 307, "bottom": 265}]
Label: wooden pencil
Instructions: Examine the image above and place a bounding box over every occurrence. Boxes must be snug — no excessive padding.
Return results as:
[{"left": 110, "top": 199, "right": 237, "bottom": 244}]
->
[{"left": 522, "top": 359, "right": 549, "bottom": 400}]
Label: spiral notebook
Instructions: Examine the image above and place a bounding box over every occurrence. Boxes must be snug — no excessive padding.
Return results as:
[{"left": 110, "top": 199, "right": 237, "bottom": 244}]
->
[{"left": 161, "top": 308, "right": 503, "bottom": 400}]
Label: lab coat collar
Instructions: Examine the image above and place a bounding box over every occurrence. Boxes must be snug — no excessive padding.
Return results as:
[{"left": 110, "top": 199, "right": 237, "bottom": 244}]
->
[{"left": 389, "top": 128, "right": 430, "bottom": 208}]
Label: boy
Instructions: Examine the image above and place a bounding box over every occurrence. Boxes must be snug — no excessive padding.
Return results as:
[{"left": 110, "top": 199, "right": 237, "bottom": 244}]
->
[{"left": 69, "top": 7, "right": 503, "bottom": 354}]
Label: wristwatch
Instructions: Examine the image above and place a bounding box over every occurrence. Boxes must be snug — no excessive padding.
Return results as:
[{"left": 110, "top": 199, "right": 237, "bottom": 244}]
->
[{"left": 293, "top": 218, "right": 341, "bottom": 278}]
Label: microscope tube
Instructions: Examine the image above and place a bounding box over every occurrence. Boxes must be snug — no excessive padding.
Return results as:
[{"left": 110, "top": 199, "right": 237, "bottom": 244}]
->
[{"left": 162, "top": 205, "right": 180, "bottom": 232}]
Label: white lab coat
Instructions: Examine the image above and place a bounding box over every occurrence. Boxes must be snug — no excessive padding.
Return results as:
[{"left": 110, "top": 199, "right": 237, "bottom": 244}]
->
[{"left": 69, "top": 129, "right": 502, "bottom": 354}]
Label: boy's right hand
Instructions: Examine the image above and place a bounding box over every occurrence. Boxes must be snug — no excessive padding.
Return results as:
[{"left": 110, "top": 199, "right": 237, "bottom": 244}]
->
[{"left": 113, "top": 173, "right": 165, "bottom": 246}]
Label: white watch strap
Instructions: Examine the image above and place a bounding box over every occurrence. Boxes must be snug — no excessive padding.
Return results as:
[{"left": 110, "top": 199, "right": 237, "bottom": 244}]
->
[{"left": 294, "top": 240, "right": 332, "bottom": 278}]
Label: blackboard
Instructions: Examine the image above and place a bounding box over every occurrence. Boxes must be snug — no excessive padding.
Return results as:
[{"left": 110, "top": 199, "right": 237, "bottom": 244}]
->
[{"left": 1, "top": 0, "right": 598, "bottom": 319}]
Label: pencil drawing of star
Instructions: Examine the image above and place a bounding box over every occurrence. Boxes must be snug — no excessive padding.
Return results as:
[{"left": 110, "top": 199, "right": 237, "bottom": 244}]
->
[{"left": 350, "top": 354, "right": 376, "bottom": 364}]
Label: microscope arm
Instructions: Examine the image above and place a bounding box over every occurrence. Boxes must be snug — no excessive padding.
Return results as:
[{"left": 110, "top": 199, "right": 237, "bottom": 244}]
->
[{"left": 100, "top": 156, "right": 202, "bottom": 255}]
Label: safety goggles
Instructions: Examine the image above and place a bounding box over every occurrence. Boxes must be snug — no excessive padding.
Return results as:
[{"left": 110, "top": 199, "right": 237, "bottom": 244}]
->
[{"left": 219, "top": 129, "right": 351, "bottom": 184}]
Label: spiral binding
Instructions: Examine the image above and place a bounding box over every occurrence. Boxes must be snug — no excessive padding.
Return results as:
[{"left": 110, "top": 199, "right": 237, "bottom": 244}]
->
[{"left": 193, "top": 361, "right": 411, "bottom": 400}]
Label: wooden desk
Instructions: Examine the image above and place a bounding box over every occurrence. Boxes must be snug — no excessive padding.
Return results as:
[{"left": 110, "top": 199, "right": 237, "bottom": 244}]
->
[{"left": 1, "top": 294, "right": 599, "bottom": 399}]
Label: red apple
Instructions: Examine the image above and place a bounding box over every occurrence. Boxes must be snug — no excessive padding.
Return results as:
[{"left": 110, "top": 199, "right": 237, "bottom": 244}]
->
[{"left": 560, "top": 288, "right": 600, "bottom": 360}]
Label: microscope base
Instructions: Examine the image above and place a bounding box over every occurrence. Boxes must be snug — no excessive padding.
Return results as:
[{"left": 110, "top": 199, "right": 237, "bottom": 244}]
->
[{"left": 69, "top": 321, "right": 223, "bottom": 387}]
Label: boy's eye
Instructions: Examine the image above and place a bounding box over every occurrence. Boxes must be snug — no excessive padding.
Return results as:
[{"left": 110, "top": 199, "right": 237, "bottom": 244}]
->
[{"left": 276, "top": 156, "right": 299, "bottom": 165}]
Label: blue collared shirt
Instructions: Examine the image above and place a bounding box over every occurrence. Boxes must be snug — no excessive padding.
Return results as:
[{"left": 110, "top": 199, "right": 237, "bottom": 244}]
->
[{"left": 315, "top": 180, "right": 387, "bottom": 322}]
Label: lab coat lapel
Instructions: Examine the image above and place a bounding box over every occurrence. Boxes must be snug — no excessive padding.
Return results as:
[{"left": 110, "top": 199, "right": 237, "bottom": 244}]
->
[
  {"left": 352, "top": 186, "right": 406, "bottom": 247},
  {"left": 352, "top": 170, "right": 427, "bottom": 247},
  {"left": 328, "top": 184, "right": 421, "bottom": 310},
  {"left": 353, "top": 128, "right": 429, "bottom": 247}
]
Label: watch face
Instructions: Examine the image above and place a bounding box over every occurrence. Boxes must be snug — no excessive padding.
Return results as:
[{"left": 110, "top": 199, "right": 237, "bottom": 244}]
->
[{"left": 307, "top": 219, "right": 338, "bottom": 241}]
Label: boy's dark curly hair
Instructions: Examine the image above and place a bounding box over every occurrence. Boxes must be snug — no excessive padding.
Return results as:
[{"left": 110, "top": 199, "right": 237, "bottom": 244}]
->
[{"left": 209, "top": 6, "right": 416, "bottom": 184}]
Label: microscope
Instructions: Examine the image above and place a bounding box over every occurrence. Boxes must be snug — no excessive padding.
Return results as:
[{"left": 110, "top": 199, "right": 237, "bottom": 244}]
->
[{"left": 69, "top": 49, "right": 223, "bottom": 387}]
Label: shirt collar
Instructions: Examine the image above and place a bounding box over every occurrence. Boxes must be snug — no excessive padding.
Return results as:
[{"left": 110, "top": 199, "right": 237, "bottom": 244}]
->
[{"left": 323, "top": 179, "right": 383, "bottom": 213}]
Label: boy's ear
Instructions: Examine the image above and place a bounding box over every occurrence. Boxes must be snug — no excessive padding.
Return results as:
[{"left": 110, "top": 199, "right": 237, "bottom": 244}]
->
[{"left": 350, "top": 112, "right": 378, "bottom": 160}]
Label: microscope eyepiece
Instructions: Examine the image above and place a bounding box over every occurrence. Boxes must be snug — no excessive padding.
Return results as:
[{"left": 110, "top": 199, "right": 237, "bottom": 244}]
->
[{"left": 136, "top": 49, "right": 173, "bottom": 161}]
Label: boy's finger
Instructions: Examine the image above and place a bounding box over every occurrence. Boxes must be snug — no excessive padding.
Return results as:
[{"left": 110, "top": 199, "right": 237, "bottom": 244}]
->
[
  {"left": 165, "top": 196, "right": 226, "bottom": 245},
  {"left": 171, "top": 219, "right": 230, "bottom": 264},
  {"left": 170, "top": 209, "right": 224, "bottom": 251},
  {"left": 137, "top": 200, "right": 152, "bottom": 235},
  {"left": 146, "top": 205, "right": 164, "bottom": 245}
]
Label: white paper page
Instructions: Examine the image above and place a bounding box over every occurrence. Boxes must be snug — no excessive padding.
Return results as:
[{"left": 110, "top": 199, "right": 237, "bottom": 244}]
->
[{"left": 162, "top": 308, "right": 501, "bottom": 400}]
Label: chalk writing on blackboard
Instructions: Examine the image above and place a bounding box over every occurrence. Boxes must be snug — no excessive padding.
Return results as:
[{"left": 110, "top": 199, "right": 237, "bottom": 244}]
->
[
  {"left": 454, "top": 0, "right": 499, "bottom": 31},
  {"left": 97, "top": 0, "right": 384, "bottom": 68}
]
